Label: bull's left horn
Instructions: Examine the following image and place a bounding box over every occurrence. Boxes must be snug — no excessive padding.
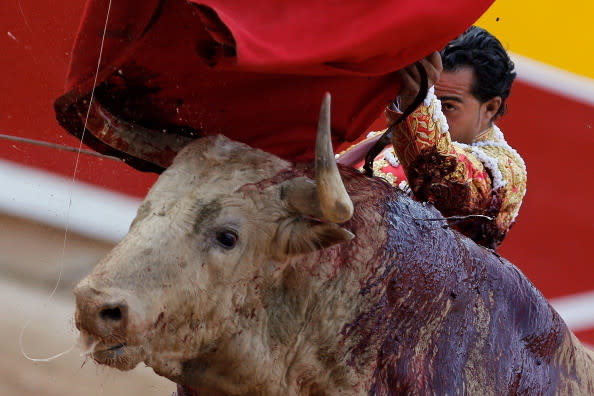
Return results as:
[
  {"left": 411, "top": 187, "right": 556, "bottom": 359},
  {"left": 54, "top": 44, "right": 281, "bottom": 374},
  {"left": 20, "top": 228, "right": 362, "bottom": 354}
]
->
[{"left": 315, "top": 93, "right": 353, "bottom": 223}]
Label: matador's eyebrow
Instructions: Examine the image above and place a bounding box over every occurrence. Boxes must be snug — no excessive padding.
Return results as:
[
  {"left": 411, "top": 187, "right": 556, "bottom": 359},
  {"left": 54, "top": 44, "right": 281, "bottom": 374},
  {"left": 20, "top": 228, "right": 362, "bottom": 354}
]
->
[{"left": 437, "top": 95, "right": 464, "bottom": 103}]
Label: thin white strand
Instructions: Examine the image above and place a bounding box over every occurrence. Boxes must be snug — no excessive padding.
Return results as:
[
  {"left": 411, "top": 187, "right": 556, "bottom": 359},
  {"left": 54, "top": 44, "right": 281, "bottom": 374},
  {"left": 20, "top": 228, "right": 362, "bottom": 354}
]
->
[
  {"left": 19, "top": 0, "right": 113, "bottom": 362},
  {"left": 20, "top": 341, "right": 76, "bottom": 363},
  {"left": 17, "top": 0, "right": 34, "bottom": 35}
]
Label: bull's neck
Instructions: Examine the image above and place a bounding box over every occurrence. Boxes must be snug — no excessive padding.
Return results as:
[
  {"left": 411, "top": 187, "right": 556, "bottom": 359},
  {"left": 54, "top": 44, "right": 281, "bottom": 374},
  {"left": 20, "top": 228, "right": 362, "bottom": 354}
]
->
[
  {"left": 253, "top": 180, "right": 393, "bottom": 394},
  {"left": 254, "top": 225, "right": 389, "bottom": 394}
]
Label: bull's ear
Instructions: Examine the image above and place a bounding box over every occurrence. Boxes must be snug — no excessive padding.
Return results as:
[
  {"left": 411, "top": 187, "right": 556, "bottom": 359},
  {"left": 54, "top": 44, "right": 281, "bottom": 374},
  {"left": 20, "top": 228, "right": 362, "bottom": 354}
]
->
[{"left": 273, "top": 216, "right": 354, "bottom": 259}]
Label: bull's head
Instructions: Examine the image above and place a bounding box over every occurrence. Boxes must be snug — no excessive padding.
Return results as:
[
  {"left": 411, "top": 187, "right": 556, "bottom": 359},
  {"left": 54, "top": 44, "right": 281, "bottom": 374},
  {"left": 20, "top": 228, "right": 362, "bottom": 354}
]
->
[{"left": 73, "top": 94, "right": 356, "bottom": 389}]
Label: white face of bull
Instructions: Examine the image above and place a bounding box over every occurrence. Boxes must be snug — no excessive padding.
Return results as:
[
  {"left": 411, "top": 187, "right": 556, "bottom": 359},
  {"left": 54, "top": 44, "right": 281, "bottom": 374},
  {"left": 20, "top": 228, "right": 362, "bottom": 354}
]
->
[
  {"left": 73, "top": 95, "right": 358, "bottom": 392},
  {"left": 74, "top": 135, "right": 352, "bottom": 379}
]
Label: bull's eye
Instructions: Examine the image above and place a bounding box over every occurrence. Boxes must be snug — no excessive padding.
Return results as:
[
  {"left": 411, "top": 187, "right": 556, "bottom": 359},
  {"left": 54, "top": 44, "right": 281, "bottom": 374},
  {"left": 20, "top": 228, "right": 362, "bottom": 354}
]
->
[{"left": 215, "top": 229, "right": 238, "bottom": 249}]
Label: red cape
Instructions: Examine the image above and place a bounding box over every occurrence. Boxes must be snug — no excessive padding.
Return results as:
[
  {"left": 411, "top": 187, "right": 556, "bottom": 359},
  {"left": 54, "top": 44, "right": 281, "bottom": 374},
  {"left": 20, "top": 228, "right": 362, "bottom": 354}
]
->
[{"left": 55, "top": 0, "right": 493, "bottom": 171}]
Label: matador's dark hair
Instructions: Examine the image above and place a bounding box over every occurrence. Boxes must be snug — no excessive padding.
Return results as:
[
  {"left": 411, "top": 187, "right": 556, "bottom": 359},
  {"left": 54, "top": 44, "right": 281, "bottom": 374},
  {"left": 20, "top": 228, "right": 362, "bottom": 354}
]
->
[{"left": 440, "top": 26, "right": 516, "bottom": 119}]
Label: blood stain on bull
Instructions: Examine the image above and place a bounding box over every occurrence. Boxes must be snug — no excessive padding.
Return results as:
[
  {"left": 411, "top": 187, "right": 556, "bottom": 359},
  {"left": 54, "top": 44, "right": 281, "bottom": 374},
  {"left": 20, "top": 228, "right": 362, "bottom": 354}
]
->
[{"left": 73, "top": 96, "right": 594, "bottom": 395}]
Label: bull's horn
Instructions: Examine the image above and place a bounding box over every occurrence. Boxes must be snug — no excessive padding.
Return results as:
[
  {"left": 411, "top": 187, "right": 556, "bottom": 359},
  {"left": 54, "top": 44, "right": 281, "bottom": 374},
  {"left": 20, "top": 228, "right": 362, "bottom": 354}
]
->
[
  {"left": 315, "top": 93, "right": 353, "bottom": 223},
  {"left": 86, "top": 101, "right": 194, "bottom": 169}
]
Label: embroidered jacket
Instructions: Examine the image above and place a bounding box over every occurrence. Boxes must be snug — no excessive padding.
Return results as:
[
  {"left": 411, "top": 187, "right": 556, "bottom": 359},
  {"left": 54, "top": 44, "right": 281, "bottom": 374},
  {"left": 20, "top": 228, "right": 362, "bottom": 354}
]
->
[{"left": 338, "top": 90, "right": 527, "bottom": 249}]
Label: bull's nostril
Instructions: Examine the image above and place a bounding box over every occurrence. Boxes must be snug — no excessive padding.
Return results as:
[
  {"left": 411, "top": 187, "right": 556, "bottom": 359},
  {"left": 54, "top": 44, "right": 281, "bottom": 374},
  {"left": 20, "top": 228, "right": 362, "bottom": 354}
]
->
[{"left": 100, "top": 307, "right": 122, "bottom": 321}]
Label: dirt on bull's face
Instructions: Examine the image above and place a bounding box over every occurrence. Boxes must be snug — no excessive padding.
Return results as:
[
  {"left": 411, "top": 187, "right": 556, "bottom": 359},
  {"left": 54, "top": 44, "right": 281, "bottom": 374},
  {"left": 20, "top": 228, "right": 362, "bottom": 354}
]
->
[
  {"left": 73, "top": 132, "right": 369, "bottom": 394},
  {"left": 74, "top": 135, "right": 296, "bottom": 376},
  {"left": 74, "top": 133, "right": 594, "bottom": 395}
]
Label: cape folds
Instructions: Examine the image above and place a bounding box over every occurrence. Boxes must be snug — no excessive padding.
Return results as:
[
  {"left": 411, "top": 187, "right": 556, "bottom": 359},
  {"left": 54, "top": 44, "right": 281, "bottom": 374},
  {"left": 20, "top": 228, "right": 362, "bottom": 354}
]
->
[{"left": 55, "top": 0, "right": 493, "bottom": 171}]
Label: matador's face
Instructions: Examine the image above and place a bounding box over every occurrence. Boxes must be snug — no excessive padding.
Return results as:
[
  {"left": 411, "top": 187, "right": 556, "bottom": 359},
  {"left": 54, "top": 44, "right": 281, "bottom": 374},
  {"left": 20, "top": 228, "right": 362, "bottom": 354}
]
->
[{"left": 436, "top": 66, "right": 501, "bottom": 143}]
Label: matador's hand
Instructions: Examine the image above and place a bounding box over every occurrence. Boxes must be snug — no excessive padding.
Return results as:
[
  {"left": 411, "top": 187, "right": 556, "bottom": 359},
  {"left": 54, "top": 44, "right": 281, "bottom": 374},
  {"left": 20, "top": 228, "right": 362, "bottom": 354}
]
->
[{"left": 396, "top": 52, "right": 443, "bottom": 110}]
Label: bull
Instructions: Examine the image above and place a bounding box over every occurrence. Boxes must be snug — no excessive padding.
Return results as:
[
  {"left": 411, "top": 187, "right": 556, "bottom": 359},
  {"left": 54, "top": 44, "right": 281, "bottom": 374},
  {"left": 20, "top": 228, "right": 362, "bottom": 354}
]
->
[{"left": 74, "top": 95, "right": 594, "bottom": 395}]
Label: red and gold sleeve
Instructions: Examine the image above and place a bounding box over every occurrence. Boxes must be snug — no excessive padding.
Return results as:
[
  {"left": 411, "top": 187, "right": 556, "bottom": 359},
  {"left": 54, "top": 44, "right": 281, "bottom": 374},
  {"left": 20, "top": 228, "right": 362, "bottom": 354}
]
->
[
  {"left": 388, "top": 95, "right": 527, "bottom": 248},
  {"left": 389, "top": 98, "right": 492, "bottom": 214}
]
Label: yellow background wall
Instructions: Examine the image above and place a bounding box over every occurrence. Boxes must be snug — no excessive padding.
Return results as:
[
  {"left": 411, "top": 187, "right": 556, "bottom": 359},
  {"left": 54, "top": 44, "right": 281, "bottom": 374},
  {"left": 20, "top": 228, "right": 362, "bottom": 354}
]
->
[{"left": 477, "top": 0, "right": 594, "bottom": 79}]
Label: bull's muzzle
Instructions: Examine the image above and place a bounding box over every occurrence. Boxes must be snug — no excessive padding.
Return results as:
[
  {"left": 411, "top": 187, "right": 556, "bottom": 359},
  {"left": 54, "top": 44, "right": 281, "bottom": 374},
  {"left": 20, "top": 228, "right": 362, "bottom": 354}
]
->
[{"left": 74, "top": 284, "right": 130, "bottom": 341}]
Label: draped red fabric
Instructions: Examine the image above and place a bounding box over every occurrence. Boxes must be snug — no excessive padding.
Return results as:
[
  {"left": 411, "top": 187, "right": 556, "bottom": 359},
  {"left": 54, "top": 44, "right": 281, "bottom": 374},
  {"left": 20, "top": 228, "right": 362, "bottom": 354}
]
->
[{"left": 56, "top": 0, "right": 493, "bottom": 170}]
